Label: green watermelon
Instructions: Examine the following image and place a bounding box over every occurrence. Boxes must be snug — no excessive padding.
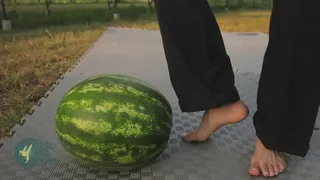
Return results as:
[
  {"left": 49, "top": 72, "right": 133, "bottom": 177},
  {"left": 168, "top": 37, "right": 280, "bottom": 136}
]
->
[{"left": 55, "top": 74, "right": 173, "bottom": 170}]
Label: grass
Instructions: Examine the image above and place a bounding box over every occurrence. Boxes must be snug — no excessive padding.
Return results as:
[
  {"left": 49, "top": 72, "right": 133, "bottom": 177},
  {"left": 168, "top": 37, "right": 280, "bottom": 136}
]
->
[{"left": 0, "top": 3, "right": 271, "bottom": 140}]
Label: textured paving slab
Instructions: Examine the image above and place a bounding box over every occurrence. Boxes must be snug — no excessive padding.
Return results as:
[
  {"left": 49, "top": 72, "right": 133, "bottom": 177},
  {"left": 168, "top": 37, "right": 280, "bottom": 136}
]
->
[{"left": 0, "top": 27, "right": 320, "bottom": 180}]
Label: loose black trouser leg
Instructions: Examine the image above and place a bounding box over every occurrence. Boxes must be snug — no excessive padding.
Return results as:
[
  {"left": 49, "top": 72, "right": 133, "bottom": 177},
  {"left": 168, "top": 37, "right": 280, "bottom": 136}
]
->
[
  {"left": 154, "top": 0, "right": 240, "bottom": 112},
  {"left": 253, "top": 0, "right": 320, "bottom": 157}
]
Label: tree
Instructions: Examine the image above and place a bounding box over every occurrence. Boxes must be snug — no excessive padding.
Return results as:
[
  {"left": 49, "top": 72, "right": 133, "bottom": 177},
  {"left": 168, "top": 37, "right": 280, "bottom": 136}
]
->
[
  {"left": 107, "top": 0, "right": 119, "bottom": 9},
  {"left": 45, "top": 0, "right": 52, "bottom": 16},
  {"left": 225, "top": 0, "right": 229, "bottom": 11},
  {"left": 1, "top": 0, "right": 11, "bottom": 31},
  {"left": 147, "top": 0, "right": 153, "bottom": 13},
  {"left": 237, "top": 0, "right": 245, "bottom": 7},
  {"left": 148, "top": 0, "right": 153, "bottom": 7},
  {"left": 252, "top": 0, "right": 256, "bottom": 8},
  {"left": 1, "top": 0, "right": 8, "bottom": 20}
]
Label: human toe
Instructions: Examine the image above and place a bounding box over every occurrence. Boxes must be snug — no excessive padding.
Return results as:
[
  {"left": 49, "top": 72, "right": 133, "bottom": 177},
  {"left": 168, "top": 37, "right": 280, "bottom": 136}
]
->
[{"left": 248, "top": 160, "right": 260, "bottom": 177}]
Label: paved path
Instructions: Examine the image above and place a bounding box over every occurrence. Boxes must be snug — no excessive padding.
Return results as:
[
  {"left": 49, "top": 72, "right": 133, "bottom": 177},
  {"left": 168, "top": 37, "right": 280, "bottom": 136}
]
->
[{"left": 0, "top": 27, "right": 320, "bottom": 180}]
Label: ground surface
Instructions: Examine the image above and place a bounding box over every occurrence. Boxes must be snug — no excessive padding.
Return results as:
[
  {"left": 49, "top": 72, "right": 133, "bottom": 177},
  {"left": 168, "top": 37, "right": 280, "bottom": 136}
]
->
[
  {"left": 0, "top": 27, "right": 320, "bottom": 180},
  {"left": 0, "top": 5, "right": 271, "bottom": 140}
]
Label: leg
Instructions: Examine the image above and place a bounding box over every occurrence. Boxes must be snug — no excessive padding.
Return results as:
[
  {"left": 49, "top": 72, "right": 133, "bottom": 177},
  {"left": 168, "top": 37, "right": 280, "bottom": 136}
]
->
[
  {"left": 154, "top": 0, "right": 248, "bottom": 141},
  {"left": 154, "top": 0, "right": 239, "bottom": 111},
  {"left": 251, "top": 0, "right": 320, "bottom": 177}
]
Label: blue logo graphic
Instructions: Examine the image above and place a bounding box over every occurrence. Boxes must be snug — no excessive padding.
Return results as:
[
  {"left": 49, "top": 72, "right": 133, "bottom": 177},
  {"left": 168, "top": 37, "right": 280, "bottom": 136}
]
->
[{"left": 14, "top": 138, "right": 58, "bottom": 167}]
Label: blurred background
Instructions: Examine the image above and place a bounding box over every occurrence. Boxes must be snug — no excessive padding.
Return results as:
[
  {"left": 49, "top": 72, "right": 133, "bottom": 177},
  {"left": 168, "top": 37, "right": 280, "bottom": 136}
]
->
[{"left": 0, "top": 0, "right": 273, "bottom": 30}]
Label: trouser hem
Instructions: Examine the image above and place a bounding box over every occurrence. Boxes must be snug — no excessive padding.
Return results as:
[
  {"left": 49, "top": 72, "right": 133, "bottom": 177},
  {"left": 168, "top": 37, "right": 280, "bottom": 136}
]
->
[
  {"left": 178, "top": 87, "right": 240, "bottom": 112},
  {"left": 256, "top": 129, "right": 309, "bottom": 157}
]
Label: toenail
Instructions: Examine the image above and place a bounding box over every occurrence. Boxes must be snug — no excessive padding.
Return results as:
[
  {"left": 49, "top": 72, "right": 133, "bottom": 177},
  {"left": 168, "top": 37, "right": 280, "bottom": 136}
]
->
[
  {"left": 263, "top": 172, "right": 269, "bottom": 176},
  {"left": 250, "top": 168, "right": 258, "bottom": 172}
]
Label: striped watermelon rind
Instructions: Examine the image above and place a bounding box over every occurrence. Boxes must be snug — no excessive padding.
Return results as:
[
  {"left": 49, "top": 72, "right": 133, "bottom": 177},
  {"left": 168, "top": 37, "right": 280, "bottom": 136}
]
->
[{"left": 55, "top": 74, "right": 172, "bottom": 170}]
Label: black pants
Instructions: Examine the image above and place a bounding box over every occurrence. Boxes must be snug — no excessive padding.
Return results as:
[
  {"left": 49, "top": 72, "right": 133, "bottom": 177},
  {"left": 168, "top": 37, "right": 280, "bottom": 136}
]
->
[{"left": 154, "top": 0, "right": 320, "bottom": 157}]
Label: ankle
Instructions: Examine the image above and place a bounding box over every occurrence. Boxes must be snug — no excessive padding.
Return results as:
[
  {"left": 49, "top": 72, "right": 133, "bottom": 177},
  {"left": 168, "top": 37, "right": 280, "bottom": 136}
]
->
[{"left": 229, "top": 100, "right": 249, "bottom": 119}]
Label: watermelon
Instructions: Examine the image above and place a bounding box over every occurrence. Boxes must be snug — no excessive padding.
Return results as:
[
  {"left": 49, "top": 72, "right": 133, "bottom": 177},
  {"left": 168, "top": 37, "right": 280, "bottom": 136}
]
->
[{"left": 55, "top": 74, "right": 173, "bottom": 170}]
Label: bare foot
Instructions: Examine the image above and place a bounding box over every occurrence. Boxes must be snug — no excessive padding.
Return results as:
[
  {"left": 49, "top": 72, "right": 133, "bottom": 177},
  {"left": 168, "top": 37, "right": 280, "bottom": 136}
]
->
[
  {"left": 182, "top": 100, "right": 248, "bottom": 142},
  {"left": 249, "top": 139, "right": 287, "bottom": 177}
]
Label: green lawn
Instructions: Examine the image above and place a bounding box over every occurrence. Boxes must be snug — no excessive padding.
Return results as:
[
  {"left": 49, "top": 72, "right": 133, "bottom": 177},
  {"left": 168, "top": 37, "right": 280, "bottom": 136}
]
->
[{"left": 0, "top": 3, "right": 271, "bottom": 140}]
